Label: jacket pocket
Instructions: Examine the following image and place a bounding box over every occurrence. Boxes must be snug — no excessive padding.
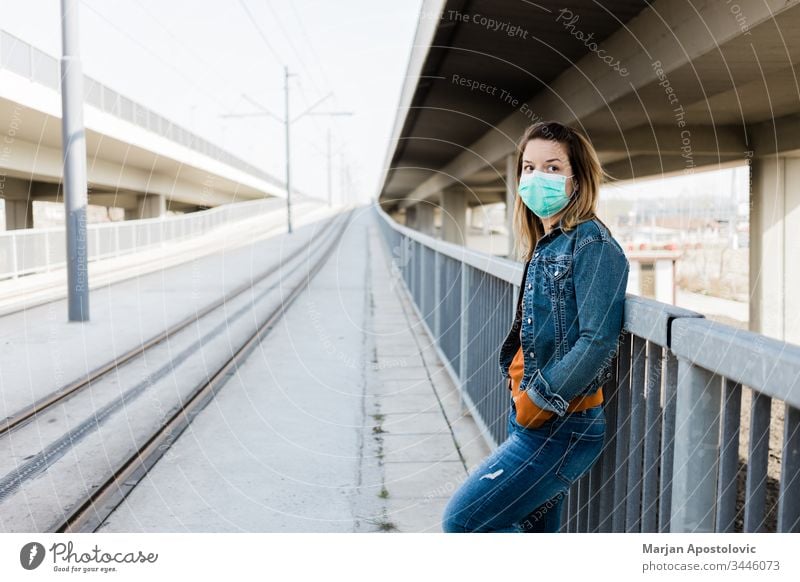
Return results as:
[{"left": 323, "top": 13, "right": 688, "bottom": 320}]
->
[{"left": 542, "top": 255, "right": 571, "bottom": 280}]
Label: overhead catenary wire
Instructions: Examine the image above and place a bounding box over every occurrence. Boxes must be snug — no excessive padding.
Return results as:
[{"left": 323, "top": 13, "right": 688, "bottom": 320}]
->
[{"left": 79, "top": 0, "right": 240, "bottom": 114}]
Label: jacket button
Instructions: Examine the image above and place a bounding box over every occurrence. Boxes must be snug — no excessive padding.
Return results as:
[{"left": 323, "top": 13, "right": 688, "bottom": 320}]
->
[
  {"left": 527, "top": 283, "right": 531, "bottom": 289},
  {"left": 529, "top": 351, "right": 534, "bottom": 357},
  {"left": 527, "top": 318, "right": 532, "bottom": 324}
]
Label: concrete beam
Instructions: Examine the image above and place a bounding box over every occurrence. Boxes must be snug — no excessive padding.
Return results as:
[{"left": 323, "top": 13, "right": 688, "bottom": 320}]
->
[
  {"left": 590, "top": 125, "right": 748, "bottom": 157},
  {"left": 749, "top": 112, "right": 800, "bottom": 158},
  {"left": 28, "top": 182, "right": 146, "bottom": 210},
  {"left": 29, "top": 181, "right": 62, "bottom": 200},
  {"left": 86, "top": 192, "right": 140, "bottom": 209},
  {"left": 0, "top": 176, "right": 31, "bottom": 200},
  {"left": 603, "top": 154, "right": 745, "bottom": 183}
]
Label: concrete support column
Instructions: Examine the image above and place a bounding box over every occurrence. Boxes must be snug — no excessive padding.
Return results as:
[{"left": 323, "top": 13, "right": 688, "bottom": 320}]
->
[
  {"left": 4, "top": 199, "right": 34, "bottom": 230},
  {"left": 136, "top": 193, "right": 166, "bottom": 219},
  {"left": 440, "top": 186, "right": 466, "bottom": 246},
  {"left": 748, "top": 155, "right": 800, "bottom": 344},
  {"left": 2, "top": 177, "right": 34, "bottom": 230},
  {"left": 404, "top": 205, "right": 417, "bottom": 228},
  {"left": 505, "top": 154, "right": 517, "bottom": 259},
  {"left": 416, "top": 202, "right": 435, "bottom": 236}
]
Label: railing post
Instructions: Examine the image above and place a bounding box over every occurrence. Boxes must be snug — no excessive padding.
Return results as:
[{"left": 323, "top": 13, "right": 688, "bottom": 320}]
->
[
  {"left": 458, "top": 260, "right": 469, "bottom": 414},
  {"left": 670, "top": 359, "right": 721, "bottom": 532}
]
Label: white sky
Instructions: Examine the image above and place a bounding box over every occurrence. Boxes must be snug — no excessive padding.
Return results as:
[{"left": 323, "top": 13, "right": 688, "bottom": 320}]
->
[{"left": 0, "top": 0, "right": 424, "bottom": 206}]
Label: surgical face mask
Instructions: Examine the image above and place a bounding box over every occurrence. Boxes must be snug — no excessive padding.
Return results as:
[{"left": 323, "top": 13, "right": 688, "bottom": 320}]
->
[{"left": 518, "top": 169, "right": 576, "bottom": 218}]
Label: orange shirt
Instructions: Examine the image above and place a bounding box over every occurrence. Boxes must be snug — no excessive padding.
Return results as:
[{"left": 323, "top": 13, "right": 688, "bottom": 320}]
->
[{"left": 509, "top": 346, "right": 603, "bottom": 428}]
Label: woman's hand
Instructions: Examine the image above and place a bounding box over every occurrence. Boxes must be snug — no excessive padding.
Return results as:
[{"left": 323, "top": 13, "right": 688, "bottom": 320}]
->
[{"left": 513, "top": 391, "right": 554, "bottom": 428}]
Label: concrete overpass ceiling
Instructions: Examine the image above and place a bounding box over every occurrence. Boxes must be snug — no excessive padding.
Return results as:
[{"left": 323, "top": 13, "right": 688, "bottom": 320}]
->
[
  {"left": 382, "top": 0, "right": 800, "bottom": 210},
  {"left": 385, "top": 0, "right": 649, "bottom": 199},
  {"left": 581, "top": 4, "right": 800, "bottom": 134}
]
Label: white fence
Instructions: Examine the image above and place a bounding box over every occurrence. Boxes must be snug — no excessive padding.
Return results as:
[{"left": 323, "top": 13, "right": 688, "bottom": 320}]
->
[{"left": 0, "top": 199, "right": 281, "bottom": 279}]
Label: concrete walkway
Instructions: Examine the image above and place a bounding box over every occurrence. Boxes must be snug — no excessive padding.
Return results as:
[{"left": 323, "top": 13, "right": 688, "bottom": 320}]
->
[{"left": 96, "top": 205, "right": 490, "bottom": 533}]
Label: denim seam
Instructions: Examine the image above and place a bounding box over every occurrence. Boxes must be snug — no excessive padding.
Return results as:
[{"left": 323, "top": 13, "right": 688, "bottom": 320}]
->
[
  {"left": 574, "top": 236, "right": 605, "bottom": 255},
  {"left": 554, "top": 430, "right": 606, "bottom": 486}
]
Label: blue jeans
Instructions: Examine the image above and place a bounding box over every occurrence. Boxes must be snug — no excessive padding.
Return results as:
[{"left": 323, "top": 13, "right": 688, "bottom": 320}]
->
[{"left": 441, "top": 400, "right": 606, "bottom": 532}]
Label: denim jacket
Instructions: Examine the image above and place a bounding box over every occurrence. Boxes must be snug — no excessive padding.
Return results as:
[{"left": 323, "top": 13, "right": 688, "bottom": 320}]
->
[{"left": 497, "top": 216, "right": 629, "bottom": 417}]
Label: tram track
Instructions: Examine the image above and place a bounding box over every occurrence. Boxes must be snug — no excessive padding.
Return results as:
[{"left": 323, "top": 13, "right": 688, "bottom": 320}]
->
[
  {"left": 0, "top": 208, "right": 353, "bottom": 532},
  {"left": 0, "top": 211, "right": 342, "bottom": 440}
]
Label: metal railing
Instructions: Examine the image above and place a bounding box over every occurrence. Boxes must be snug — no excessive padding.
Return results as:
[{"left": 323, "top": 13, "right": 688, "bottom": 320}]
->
[
  {"left": 0, "top": 198, "right": 285, "bottom": 279},
  {"left": 0, "top": 29, "right": 282, "bottom": 188},
  {"left": 373, "top": 201, "right": 800, "bottom": 533}
]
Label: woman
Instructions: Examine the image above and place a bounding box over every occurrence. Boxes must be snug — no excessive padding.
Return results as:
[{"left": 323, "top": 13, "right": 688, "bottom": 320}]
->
[{"left": 441, "top": 121, "right": 629, "bottom": 533}]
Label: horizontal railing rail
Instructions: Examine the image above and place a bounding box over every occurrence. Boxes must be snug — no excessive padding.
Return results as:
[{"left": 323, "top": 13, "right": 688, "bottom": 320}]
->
[{"left": 373, "top": 200, "right": 799, "bottom": 533}]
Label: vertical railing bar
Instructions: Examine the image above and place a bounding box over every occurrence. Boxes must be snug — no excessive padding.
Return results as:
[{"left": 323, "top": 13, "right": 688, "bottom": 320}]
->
[
  {"left": 612, "top": 332, "right": 633, "bottom": 532},
  {"left": 588, "top": 455, "right": 603, "bottom": 532},
  {"left": 579, "top": 472, "right": 590, "bottom": 532},
  {"left": 598, "top": 353, "right": 619, "bottom": 532},
  {"left": 778, "top": 404, "right": 800, "bottom": 532},
  {"left": 642, "top": 341, "right": 663, "bottom": 533},
  {"left": 568, "top": 485, "right": 578, "bottom": 532},
  {"left": 406, "top": 239, "right": 412, "bottom": 294},
  {"left": 659, "top": 350, "right": 679, "bottom": 532},
  {"left": 458, "top": 262, "right": 469, "bottom": 415},
  {"left": 626, "top": 335, "right": 647, "bottom": 532},
  {"left": 717, "top": 378, "right": 742, "bottom": 532},
  {"left": 433, "top": 250, "right": 441, "bottom": 342},
  {"left": 744, "top": 389, "right": 771, "bottom": 532}
]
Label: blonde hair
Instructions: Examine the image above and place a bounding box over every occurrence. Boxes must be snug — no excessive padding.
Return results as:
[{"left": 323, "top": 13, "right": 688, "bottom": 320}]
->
[{"left": 511, "top": 121, "right": 608, "bottom": 262}]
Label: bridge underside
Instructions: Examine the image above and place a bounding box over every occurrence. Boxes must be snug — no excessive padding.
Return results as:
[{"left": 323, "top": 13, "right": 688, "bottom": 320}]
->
[{"left": 378, "top": 0, "right": 800, "bottom": 344}]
